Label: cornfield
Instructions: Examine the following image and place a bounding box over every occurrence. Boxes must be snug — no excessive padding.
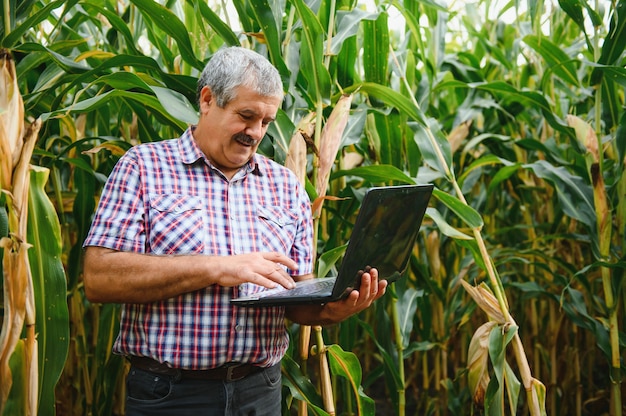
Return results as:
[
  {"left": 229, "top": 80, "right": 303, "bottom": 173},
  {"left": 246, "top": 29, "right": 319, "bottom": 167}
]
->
[{"left": 1, "top": 0, "right": 625, "bottom": 415}]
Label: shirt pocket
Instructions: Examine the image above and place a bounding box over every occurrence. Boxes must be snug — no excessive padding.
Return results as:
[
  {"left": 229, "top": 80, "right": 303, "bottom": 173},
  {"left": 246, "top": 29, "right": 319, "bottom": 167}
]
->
[
  {"left": 256, "top": 205, "right": 299, "bottom": 254},
  {"left": 148, "top": 194, "right": 204, "bottom": 255}
]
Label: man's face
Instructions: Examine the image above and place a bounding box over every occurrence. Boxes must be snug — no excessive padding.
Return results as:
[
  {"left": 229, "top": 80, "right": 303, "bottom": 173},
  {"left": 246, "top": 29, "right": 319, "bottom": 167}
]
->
[{"left": 194, "top": 84, "right": 282, "bottom": 179}]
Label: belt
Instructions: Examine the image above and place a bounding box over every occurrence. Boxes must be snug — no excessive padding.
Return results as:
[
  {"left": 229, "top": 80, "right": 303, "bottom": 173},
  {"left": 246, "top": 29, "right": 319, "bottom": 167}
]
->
[{"left": 129, "top": 356, "right": 263, "bottom": 382}]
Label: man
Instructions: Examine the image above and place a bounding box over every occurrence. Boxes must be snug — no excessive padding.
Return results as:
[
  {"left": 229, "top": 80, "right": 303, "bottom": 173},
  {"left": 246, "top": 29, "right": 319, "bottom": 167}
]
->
[{"left": 83, "top": 46, "right": 386, "bottom": 415}]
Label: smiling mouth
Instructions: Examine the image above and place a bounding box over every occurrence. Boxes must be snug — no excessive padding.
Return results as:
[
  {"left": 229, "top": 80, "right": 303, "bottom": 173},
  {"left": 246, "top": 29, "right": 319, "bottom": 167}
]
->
[{"left": 233, "top": 133, "right": 259, "bottom": 147}]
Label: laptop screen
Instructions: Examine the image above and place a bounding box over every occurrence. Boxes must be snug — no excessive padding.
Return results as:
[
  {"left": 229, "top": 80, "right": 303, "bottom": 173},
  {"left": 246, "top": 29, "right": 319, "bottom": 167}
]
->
[{"left": 331, "top": 184, "right": 433, "bottom": 297}]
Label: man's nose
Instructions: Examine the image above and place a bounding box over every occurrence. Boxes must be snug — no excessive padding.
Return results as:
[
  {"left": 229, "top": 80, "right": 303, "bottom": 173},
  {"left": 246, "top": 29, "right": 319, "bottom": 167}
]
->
[{"left": 245, "top": 121, "right": 264, "bottom": 140}]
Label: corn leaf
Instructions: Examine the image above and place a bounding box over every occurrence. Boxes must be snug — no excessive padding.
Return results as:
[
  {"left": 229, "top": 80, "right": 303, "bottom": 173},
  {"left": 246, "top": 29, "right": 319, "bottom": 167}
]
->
[
  {"left": 331, "top": 164, "right": 414, "bottom": 184},
  {"left": 40, "top": 90, "right": 188, "bottom": 130},
  {"left": 281, "top": 355, "right": 329, "bottom": 416},
  {"left": 3, "top": 340, "right": 26, "bottom": 416},
  {"left": 432, "top": 188, "right": 484, "bottom": 229},
  {"left": 362, "top": 12, "right": 388, "bottom": 85},
  {"left": 129, "top": 0, "right": 204, "bottom": 70},
  {"left": 249, "top": 0, "right": 289, "bottom": 78},
  {"left": 326, "top": 344, "right": 376, "bottom": 415},
  {"left": 27, "top": 166, "right": 69, "bottom": 415},
  {"left": 291, "top": 0, "right": 331, "bottom": 103},
  {"left": 523, "top": 35, "right": 580, "bottom": 87},
  {"left": 187, "top": 0, "right": 240, "bottom": 47}
]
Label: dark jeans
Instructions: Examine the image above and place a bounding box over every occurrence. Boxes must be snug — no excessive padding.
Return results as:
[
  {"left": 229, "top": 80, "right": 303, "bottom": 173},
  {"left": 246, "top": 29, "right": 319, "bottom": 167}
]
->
[{"left": 125, "top": 363, "right": 282, "bottom": 416}]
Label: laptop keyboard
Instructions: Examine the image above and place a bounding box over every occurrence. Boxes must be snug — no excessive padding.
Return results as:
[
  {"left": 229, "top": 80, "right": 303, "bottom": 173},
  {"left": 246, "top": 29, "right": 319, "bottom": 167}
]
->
[{"left": 263, "top": 277, "right": 336, "bottom": 298}]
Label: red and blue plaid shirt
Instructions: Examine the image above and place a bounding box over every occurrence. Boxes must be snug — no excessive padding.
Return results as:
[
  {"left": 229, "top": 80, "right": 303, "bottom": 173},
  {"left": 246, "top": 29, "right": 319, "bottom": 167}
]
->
[{"left": 84, "top": 127, "right": 313, "bottom": 369}]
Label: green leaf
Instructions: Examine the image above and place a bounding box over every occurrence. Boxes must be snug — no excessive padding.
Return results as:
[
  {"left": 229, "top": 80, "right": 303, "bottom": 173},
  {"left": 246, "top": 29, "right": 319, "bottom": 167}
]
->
[
  {"left": 40, "top": 89, "right": 188, "bottom": 130},
  {"left": 358, "top": 319, "right": 403, "bottom": 391},
  {"left": 317, "top": 244, "right": 347, "bottom": 279},
  {"left": 437, "top": 80, "right": 574, "bottom": 137},
  {"left": 332, "top": 9, "right": 380, "bottom": 55},
  {"left": 330, "top": 164, "right": 415, "bottom": 184},
  {"left": 291, "top": 0, "right": 331, "bottom": 103},
  {"left": 151, "top": 86, "right": 199, "bottom": 125},
  {"left": 410, "top": 120, "right": 453, "bottom": 179},
  {"left": 362, "top": 12, "right": 389, "bottom": 85},
  {"left": 597, "top": 0, "right": 626, "bottom": 66},
  {"left": 188, "top": 0, "right": 240, "bottom": 46},
  {"left": 487, "top": 164, "right": 522, "bottom": 193},
  {"left": 353, "top": 82, "right": 425, "bottom": 124},
  {"left": 523, "top": 35, "right": 580, "bottom": 86},
  {"left": 81, "top": 2, "right": 141, "bottom": 55},
  {"left": 1, "top": 0, "right": 68, "bottom": 47},
  {"left": 457, "top": 154, "right": 510, "bottom": 187},
  {"left": 281, "top": 355, "right": 329, "bottom": 416},
  {"left": 426, "top": 207, "right": 473, "bottom": 240},
  {"left": 432, "top": 188, "right": 484, "bottom": 229},
  {"left": 4, "top": 341, "right": 27, "bottom": 416},
  {"left": 13, "top": 42, "right": 91, "bottom": 73},
  {"left": 326, "top": 344, "right": 376, "bottom": 415},
  {"left": 485, "top": 324, "right": 518, "bottom": 416},
  {"left": 397, "top": 288, "right": 421, "bottom": 348},
  {"left": 525, "top": 160, "right": 596, "bottom": 229},
  {"left": 27, "top": 166, "right": 69, "bottom": 416},
  {"left": 94, "top": 71, "right": 152, "bottom": 92},
  {"left": 249, "top": 0, "right": 290, "bottom": 79},
  {"left": 371, "top": 112, "right": 405, "bottom": 166},
  {"left": 129, "top": 0, "right": 204, "bottom": 70}
]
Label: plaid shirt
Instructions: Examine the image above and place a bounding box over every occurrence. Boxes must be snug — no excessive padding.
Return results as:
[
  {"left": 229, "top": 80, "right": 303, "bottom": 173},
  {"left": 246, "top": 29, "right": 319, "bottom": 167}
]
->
[{"left": 84, "top": 127, "right": 313, "bottom": 369}]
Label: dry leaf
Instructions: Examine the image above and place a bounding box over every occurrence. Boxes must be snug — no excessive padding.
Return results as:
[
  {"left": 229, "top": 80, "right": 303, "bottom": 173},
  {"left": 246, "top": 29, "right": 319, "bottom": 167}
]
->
[{"left": 461, "top": 280, "right": 506, "bottom": 324}]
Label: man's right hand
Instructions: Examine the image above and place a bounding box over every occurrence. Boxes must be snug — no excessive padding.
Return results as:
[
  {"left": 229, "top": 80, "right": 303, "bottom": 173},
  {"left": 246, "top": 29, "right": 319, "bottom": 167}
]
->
[{"left": 214, "top": 252, "right": 297, "bottom": 290}]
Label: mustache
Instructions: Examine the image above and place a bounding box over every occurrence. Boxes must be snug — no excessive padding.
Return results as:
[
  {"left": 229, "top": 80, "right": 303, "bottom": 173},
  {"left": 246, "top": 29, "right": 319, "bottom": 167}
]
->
[{"left": 232, "top": 132, "right": 260, "bottom": 146}]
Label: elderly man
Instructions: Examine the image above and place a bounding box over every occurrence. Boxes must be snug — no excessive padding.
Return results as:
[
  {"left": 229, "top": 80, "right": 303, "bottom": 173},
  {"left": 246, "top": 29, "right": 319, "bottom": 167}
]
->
[{"left": 83, "top": 46, "right": 386, "bottom": 415}]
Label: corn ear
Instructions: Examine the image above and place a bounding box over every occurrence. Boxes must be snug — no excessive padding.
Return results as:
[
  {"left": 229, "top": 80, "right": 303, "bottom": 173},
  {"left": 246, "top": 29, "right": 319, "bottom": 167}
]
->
[
  {"left": 467, "top": 321, "right": 497, "bottom": 406},
  {"left": 567, "top": 115, "right": 611, "bottom": 255},
  {"left": 285, "top": 112, "right": 315, "bottom": 187},
  {"left": 447, "top": 120, "right": 471, "bottom": 154},
  {"left": 316, "top": 94, "right": 352, "bottom": 200},
  {"left": 0, "top": 50, "right": 24, "bottom": 189},
  {"left": 426, "top": 230, "right": 443, "bottom": 280},
  {"left": 567, "top": 115, "right": 598, "bottom": 163}
]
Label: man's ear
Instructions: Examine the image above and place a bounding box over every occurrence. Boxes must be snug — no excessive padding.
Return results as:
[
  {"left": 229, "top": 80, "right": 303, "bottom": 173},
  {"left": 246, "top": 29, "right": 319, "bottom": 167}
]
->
[{"left": 199, "top": 86, "right": 213, "bottom": 111}]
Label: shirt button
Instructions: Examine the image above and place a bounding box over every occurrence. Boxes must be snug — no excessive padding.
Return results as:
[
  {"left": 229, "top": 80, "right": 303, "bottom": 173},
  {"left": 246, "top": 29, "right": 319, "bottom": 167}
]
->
[{"left": 235, "top": 325, "right": 243, "bottom": 332}]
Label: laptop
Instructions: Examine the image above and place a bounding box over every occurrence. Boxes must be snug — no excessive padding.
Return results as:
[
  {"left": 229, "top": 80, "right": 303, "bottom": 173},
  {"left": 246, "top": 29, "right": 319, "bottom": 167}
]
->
[{"left": 230, "top": 184, "right": 433, "bottom": 307}]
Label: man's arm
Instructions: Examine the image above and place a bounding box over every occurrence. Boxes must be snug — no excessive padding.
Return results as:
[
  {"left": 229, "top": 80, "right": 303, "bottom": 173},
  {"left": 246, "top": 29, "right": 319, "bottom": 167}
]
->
[
  {"left": 83, "top": 246, "right": 298, "bottom": 304},
  {"left": 284, "top": 268, "right": 387, "bottom": 326}
]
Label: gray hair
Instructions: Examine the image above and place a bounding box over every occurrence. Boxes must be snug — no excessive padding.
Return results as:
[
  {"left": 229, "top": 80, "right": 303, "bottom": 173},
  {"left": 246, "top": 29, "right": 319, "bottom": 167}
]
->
[{"left": 197, "top": 47, "right": 283, "bottom": 107}]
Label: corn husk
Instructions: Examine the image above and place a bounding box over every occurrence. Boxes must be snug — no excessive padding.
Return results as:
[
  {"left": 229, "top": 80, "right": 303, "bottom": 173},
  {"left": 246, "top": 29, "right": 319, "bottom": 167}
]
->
[
  {"left": 316, "top": 94, "right": 352, "bottom": 199},
  {"left": 286, "top": 112, "right": 315, "bottom": 187},
  {"left": 0, "top": 50, "right": 24, "bottom": 189},
  {"left": 448, "top": 120, "right": 471, "bottom": 154},
  {"left": 566, "top": 114, "right": 611, "bottom": 254},
  {"left": 461, "top": 280, "right": 506, "bottom": 324},
  {"left": 567, "top": 115, "right": 598, "bottom": 163}
]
